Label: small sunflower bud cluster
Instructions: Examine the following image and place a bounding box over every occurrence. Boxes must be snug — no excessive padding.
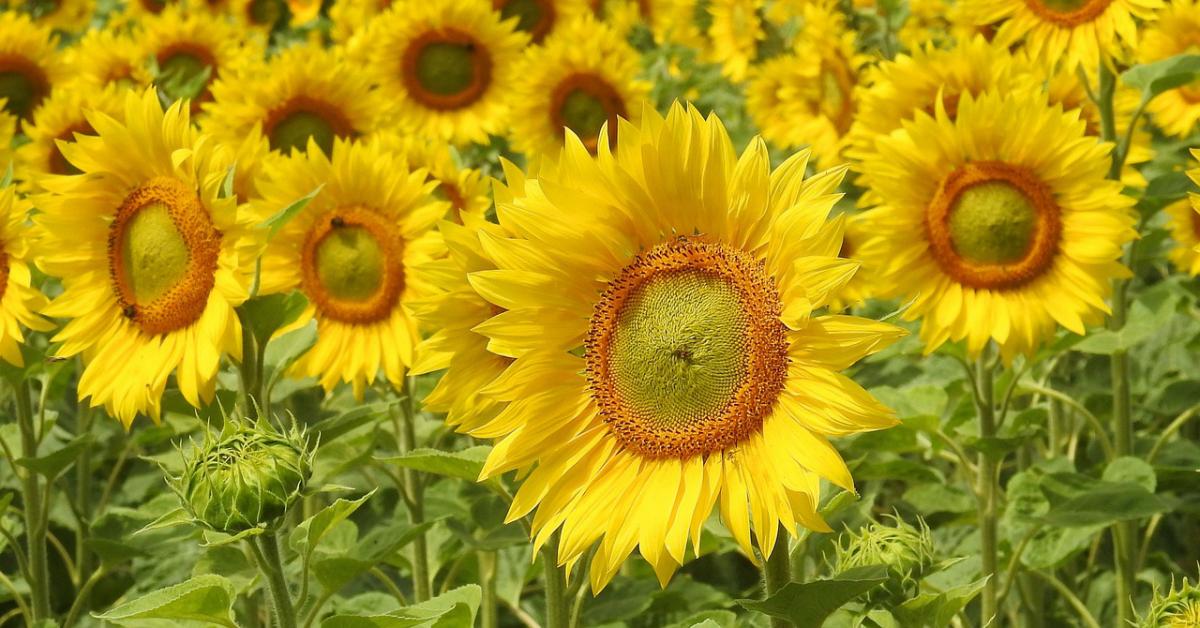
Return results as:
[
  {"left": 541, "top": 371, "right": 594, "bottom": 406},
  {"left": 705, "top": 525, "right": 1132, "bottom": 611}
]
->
[
  {"left": 174, "top": 418, "right": 312, "bottom": 535},
  {"left": 1142, "top": 578, "right": 1200, "bottom": 628},
  {"left": 833, "top": 515, "right": 936, "bottom": 604}
]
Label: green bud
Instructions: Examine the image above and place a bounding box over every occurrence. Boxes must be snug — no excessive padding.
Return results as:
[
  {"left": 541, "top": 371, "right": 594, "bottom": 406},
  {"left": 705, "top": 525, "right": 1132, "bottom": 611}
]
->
[
  {"left": 832, "top": 515, "right": 936, "bottom": 603},
  {"left": 1142, "top": 578, "right": 1200, "bottom": 628},
  {"left": 175, "top": 418, "right": 311, "bottom": 534}
]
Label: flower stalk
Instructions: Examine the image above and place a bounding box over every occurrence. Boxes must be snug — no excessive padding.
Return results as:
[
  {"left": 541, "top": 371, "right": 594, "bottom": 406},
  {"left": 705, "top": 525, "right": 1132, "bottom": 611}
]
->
[
  {"left": 250, "top": 533, "right": 298, "bottom": 628},
  {"left": 973, "top": 352, "right": 999, "bottom": 625},
  {"left": 396, "top": 378, "right": 431, "bottom": 602},
  {"left": 15, "top": 378, "right": 51, "bottom": 621},
  {"left": 763, "top": 526, "right": 792, "bottom": 628},
  {"left": 541, "top": 538, "right": 569, "bottom": 628}
]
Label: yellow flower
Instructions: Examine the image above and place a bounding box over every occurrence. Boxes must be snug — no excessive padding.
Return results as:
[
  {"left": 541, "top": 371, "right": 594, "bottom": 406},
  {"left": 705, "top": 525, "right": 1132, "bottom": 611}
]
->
[
  {"left": 226, "top": 0, "right": 288, "bottom": 32},
  {"left": 364, "top": 0, "right": 529, "bottom": 145},
  {"left": 136, "top": 5, "right": 264, "bottom": 113},
  {"left": 63, "top": 27, "right": 155, "bottom": 91},
  {"left": 1138, "top": 0, "right": 1200, "bottom": 138},
  {"left": 25, "top": 0, "right": 95, "bottom": 33},
  {"left": 857, "top": 91, "right": 1136, "bottom": 360},
  {"left": 0, "top": 185, "right": 51, "bottom": 366},
  {"left": 0, "top": 105, "right": 15, "bottom": 171},
  {"left": 369, "top": 132, "right": 491, "bottom": 220},
  {"left": 706, "top": 0, "right": 766, "bottom": 82},
  {"left": 252, "top": 139, "right": 447, "bottom": 397},
  {"left": 828, "top": 212, "right": 875, "bottom": 311},
  {"left": 1174, "top": 148, "right": 1200, "bottom": 275},
  {"left": 960, "top": 0, "right": 1162, "bottom": 71},
  {"left": 35, "top": 89, "right": 257, "bottom": 426},
  {"left": 509, "top": 15, "right": 650, "bottom": 157},
  {"left": 574, "top": 0, "right": 702, "bottom": 46},
  {"left": 202, "top": 43, "right": 389, "bottom": 158},
  {"left": 16, "top": 84, "right": 123, "bottom": 192},
  {"left": 468, "top": 104, "right": 903, "bottom": 591},
  {"left": 0, "top": 12, "right": 68, "bottom": 121},
  {"left": 492, "top": 0, "right": 591, "bottom": 44},
  {"left": 329, "top": 0, "right": 393, "bottom": 43}
]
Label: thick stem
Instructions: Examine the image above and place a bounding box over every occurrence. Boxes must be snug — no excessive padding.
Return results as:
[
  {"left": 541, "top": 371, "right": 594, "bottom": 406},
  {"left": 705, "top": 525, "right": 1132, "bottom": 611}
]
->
[
  {"left": 75, "top": 403, "right": 94, "bottom": 589},
  {"left": 974, "top": 354, "right": 999, "bottom": 626},
  {"left": 1097, "top": 60, "right": 1138, "bottom": 627},
  {"left": 251, "top": 533, "right": 297, "bottom": 628},
  {"left": 238, "top": 312, "right": 263, "bottom": 418},
  {"left": 16, "top": 379, "right": 51, "bottom": 621},
  {"left": 479, "top": 551, "right": 498, "bottom": 628},
  {"left": 762, "top": 526, "right": 792, "bottom": 628},
  {"left": 540, "top": 540, "right": 568, "bottom": 628},
  {"left": 398, "top": 378, "right": 430, "bottom": 602}
]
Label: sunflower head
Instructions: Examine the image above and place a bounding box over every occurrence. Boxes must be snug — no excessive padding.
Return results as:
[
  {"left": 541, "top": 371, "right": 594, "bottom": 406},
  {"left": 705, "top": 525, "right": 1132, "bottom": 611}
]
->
[
  {"left": 1142, "top": 578, "right": 1200, "bottom": 628},
  {"left": 833, "top": 515, "right": 936, "bottom": 602},
  {"left": 0, "top": 11, "right": 66, "bottom": 121},
  {"left": 176, "top": 417, "right": 312, "bottom": 534}
]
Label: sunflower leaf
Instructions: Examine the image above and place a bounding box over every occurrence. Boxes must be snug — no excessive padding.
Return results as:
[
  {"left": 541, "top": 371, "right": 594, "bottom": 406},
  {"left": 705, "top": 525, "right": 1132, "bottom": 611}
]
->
[
  {"left": 736, "top": 565, "right": 888, "bottom": 627},
  {"left": 91, "top": 574, "right": 238, "bottom": 627},
  {"left": 1121, "top": 54, "right": 1200, "bottom": 98},
  {"left": 260, "top": 184, "right": 324, "bottom": 240}
]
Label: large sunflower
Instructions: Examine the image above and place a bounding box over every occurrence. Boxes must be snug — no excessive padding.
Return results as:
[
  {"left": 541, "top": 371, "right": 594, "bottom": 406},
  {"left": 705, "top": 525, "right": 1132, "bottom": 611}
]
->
[
  {"left": 468, "top": 104, "right": 903, "bottom": 591},
  {"left": 960, "top": 0, "right": 1162, "bottom": 70},
  {"left": 369, "top": 132, "right": 491, "bottom": 220},
  {"left": 251, "top": 139, "right": 447, "bottom": 397},
  {"left": 64, "top": 27, "right": 154, "bottom": 90},
  {"left": 0, "top": 12, "right": 68, "bottom": 121},
  {"left": 366, "top": 0, "right": 528, "bottom": 145},
  {"left": 136, "top": 6, "right": 262, "bottom": 111},
  {"left": 203, "top": 44, "right": 388, "bottom": 157},
  {"left": 0, "top": 185, "right": 51, "bottom": 366},
  {"left": 509, "top": 15, "right": 649, "bottom": 157},
  {"left": 16, "top": 84, "right": 123, "bottom": 192},
  {"left": 34, "top": 89, "right": 256, "bottom": 426},
  {"left": 1138, "top": 0, "right": 1200, "bottom": 138},
  {"left": 411, "top": 211, "right": 513, "bottom": 432},
  {"left": 856, "top": 90, "right": 1136, "bottom": 360}
]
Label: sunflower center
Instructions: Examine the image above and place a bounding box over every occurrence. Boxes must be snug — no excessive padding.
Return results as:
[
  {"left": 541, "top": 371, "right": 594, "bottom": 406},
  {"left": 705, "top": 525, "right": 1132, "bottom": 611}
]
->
[
  {"left": 0, "top": 56, "right": 50, "bottom": 120},
  {"left": 300, "top": 207, "right": 405, "bottom": 324},
  {"left": 585, "top": 237, "right": 789, "bottom": 460},
  {"left": 402, "top": 30, "right": 492, "bottom": 111},
  {"left": 157, "top": 46, "right": 215, "bottom": 101},
  {"left": 265, "top": 96, "right": 354, "bottom": 155},
  {"left": 550, "top": 74, "right": 626, "bottom": 153},
  {"left": 109, "top": 177, "right": 221, "bottom": 336},
  {"left": 494, "top": 0, "right": 556, "bottom": 42},
  {"left": 925, "top": 161, "right": 1061, "bottom": 290},
  {"left": 248, "top": 0, "right": 283, "bottom": 24},
  {"left": 1024, "top": 0, "right": 1112, "bottom": 26},
  {"left": 50, "top": 123, "right": 93, "bottom": 176}
]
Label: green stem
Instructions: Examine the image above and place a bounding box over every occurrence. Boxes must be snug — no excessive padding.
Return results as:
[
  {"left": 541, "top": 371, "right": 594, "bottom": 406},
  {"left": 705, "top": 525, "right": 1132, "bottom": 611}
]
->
[
  {"left": 973, "top": 354, "right": 999, "bottom": 626},
  {"left": 238, "top": 311, "right": 263, "bottom": 418},
  {"left": 397, "top": 378, "right": 430, "bottom": 602},
  {"left": 762, "top": 527, "right": 792, "bottom": 628},
  {"left": 75, "top": 403, "right": 94, "bottom": 589},
  {"left": 540, "top": 539, "right": 568, "bottom": 628},
  {"left": 1098, "top": 59, "right": 1138, "bottom": 627},
  {"left": 0, "top": 569, "right": 31, "bottom": 625},
  {"left": 250, "top": 533, "right": 297, "bottom": 628},
  {"left": 479, "top": 551, "right": 498, "bottom": 628},
  {"left": 62, "top": 566, "right": 106, "bottom": 628},
  {"left": 15, "top": 379, "right": 50, "bottom": 621}
]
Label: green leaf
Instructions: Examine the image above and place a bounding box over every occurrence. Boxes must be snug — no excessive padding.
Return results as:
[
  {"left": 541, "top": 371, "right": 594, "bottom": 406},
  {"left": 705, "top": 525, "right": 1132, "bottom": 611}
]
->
[
  {"left": 378, "top": 446, "right": 491, "bottom": 483},
  {"left": 666, "top": 610, "right": 739, "bottom": 628},
  {"left": 290, "top": 490, "right": 376, "bottom": 562},
  {"left": 1122, "top": 53, "right": 1200, "bottom": 97},
  {"left": 1039, "top": 479, "right": 1172, "bottom": 527},
  {"left": 240, "top": 291, "right": 310, "bottom": 345},
  {"left": 260, "top": 184, "right": 324, "bottom": 239},
  {"left": 894, "top": 578, "right": 988, "bottom": 627},
  {"left": 322, "top": 585, "right": 482, "bottom": 628},
  {"left": 92, "top": 574, "right": 238, "bottom": 627},
  {"left": 220, "top": 162, "right": 237, "bottom": 200},
  {"left": 1103, "top": 456, "right": 1156, "bottom": 492},
  {"left": 736, "top": 565, "right": 888, "bottom": 628},
  {"left": 16, "top": 434, "right": 91, "bottom": 478}
]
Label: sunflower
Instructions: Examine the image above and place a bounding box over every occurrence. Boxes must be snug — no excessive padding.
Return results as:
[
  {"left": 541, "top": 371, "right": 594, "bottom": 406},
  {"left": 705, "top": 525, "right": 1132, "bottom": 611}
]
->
[
  {"left": 745, "top": 15, "right": 867, "bottom": 168},
  {"left": 410, "top": 211, "right": 513, "bottom": 432},
  {"left": 251, "top": 138, "right": 447, "bottom": 397},
  {"left": 856, "top": 90, "right": 1136, "bottom": 360},
  {"left": 369, "top": 132, "right": 490, "bottom": 220},
  {"left": 705, "top": 0, "right": 765, "bottom": 83},
  {"left": 0, "top": 185, "right": 51, "bottom": 367},
  {"left": 16, "top": 84, "right": 123, "bottom": 192},
  {"left": 1165, "top": 200, "right": 1200, "bottom": 276},
  {"left": 137, "top": 5, "right": 262, "bottom": 111},
  {"left": 492, "top": 0, "right": 587, "bottom": 44},
  {"left": 329, "top": 0, "right": 393, "bottom": 42},
  {"left": 366, "top": 0, "right": 528, "bottom": 145},
  {"left": 203, "top": 44, "right": 388, "bottom": 158},
  {"left": 0, "top": 12, "right": 68, "bottom": 121},
  {"left": 64, "top": 27, "right": 154, "bottom": 90},
  {"left": 846, "top": 36, "right": 1032, "bottom": 177},
  {"left": 466, "top": 104, "right": 903, "bottom": 591},
  {"left": 22, "top": 0, "right": 94, "bottom": 32},
  {"left": 227, "top": 0, "right": 288, "bottom": 32},
  {"left": 34, "top": 89, "right": 256, "bottom": 426},
  {"left": 573, "top": 0, "right": 702, "bottom": 46},
  {"left": 509, "top": 15, "right": 649, "bottom": 157},
  {"left": 1138, "top": 0, "right": 1200, "bottom": 138},
  {"left": 960, "top": 0, "right": 1162, "bottom": 71}
]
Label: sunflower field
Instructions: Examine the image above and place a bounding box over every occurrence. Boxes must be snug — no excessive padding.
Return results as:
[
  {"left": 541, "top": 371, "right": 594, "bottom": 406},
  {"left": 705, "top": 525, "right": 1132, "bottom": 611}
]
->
[{"left": 0, "top": 0, "right": 1197, "bottom": 625}]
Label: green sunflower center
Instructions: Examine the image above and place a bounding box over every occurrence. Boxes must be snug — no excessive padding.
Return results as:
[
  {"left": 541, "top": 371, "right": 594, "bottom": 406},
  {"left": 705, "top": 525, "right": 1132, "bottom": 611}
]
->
[
  {"left": 498, "top": 0, "right": 546, "bottom": 34},
  {"left": 120, "top": 202, "right": 192, "bottom": 305},
  {"left": 315, "top": 225, "right": 384, "bottom": 302},
  {"left": 270, "top": 110, "right": 336, "bottom": 155},
  {"left": 609, "top": 269, "right": 751, "bottom": 431},
  {"left": 559, "top": 88, "right": 611, "bottom": 141},
  {"left": 158, "top": 50, "right": 211, "bottom": 100},
  {"left": 0, "top": 66, "right": 44, "bottom": 120},
  {"left": 946, "top": 181, "right": 1037, "bottom": 265},
  {"left": 415, "top": 42, "right": 477, "bottom": 96}
]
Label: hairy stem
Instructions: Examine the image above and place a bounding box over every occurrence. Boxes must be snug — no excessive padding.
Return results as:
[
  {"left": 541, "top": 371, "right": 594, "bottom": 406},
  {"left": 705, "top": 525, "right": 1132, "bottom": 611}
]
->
[
  {"left": 16, "top": 379, "right": 50, "bottom": 621},
  {"left": 250, "top": 533, "right": 297, "bottom": 628},
  {"left": 762, "top": 526, "right": 792, "bottom": 628},
  {"left": 541, "top": 539, "right": 568, "bottom": 628},
  {"left": 973, "top": 354, "right": 999, "bottom": 626},
  {"left": 397, "top": 378, "right": 430, "bottom": 602}
]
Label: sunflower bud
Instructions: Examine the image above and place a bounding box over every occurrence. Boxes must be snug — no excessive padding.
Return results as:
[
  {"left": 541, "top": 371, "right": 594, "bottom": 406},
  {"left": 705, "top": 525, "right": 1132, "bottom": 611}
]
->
[
  {"left": 833, "top": 515, "right": 936, "bottom": 603},
  {"left": 176, "top": 419, "right": 311, "bottom": 534},
  {"left": 1142, "top": 578, "right": 1200, "bottom": 628}
]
